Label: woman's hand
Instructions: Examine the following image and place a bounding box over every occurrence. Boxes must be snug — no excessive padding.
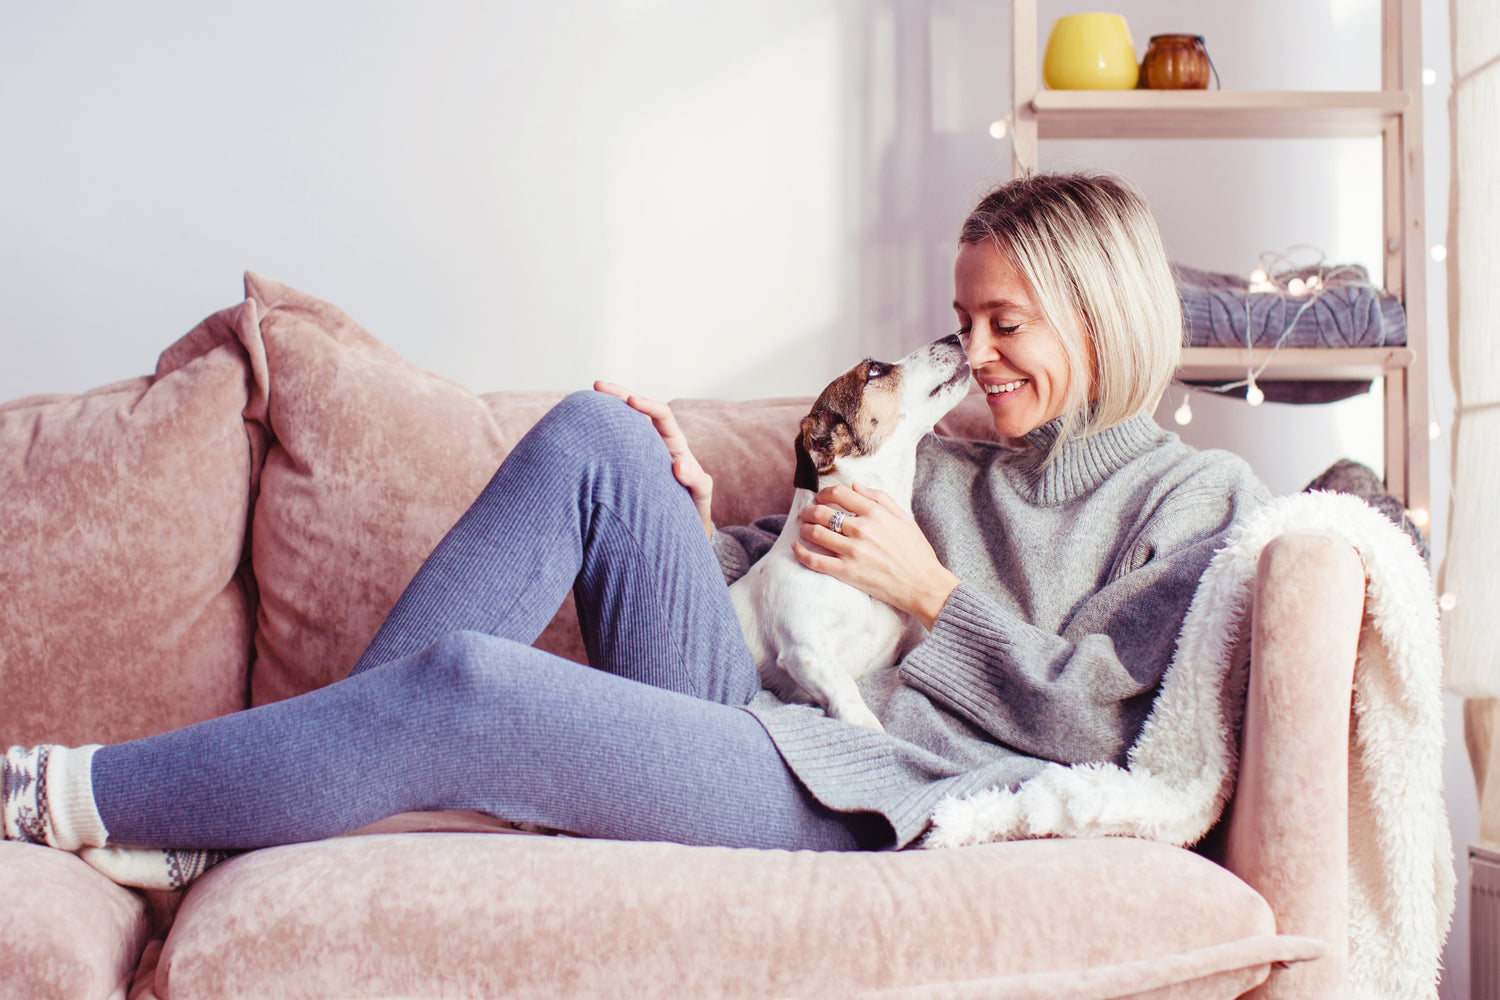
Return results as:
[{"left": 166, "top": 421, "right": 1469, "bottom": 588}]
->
[
  {"left": 793, "top": 483, "right": 960, "bottom": 630},
  {"left": 593, "top": 381, "right": 714, "bottom": 538}
]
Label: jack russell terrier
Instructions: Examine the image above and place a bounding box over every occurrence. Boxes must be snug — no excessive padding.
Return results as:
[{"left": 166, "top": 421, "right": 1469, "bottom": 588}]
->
[{"left": 729, "top": 335, "right": 970, "bottom": 731}]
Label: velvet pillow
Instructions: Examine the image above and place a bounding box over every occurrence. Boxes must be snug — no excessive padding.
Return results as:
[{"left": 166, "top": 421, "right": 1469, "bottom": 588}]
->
[
  {"left": 0, "top": 302, "right": 263, "bottom": 745},
  {"left": 242, "top": 274, "right": 583, "bottom": 704}
]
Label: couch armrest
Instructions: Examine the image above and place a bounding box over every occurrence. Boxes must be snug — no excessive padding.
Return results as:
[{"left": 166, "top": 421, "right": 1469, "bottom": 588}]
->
[{"left": 1223, "top": 532, "right": 1365, "bottom": 1000}]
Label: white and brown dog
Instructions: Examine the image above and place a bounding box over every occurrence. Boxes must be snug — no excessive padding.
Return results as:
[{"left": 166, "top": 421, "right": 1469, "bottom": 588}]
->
[{"left": 729, "top": 335, "right": 970, "bottom": 731}]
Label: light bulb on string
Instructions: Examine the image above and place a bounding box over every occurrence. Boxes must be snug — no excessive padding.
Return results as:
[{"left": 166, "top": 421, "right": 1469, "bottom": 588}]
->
[
  {"left": 1245, "top": 376, "right": 1265, "bottom": 407},
  {"left": 1173, "top": 395, "right": 1193, "bottom": 426}
]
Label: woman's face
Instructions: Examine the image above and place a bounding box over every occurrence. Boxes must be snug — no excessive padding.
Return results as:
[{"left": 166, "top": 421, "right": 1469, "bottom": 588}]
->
[{"left": 953, "top": 241, "right": 1080, "bottom": 439}]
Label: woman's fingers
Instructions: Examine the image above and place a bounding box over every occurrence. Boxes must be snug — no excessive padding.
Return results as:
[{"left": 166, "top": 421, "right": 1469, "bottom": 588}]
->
[{"left": 594, "top": 381, "right": 714, "bottom": 538}]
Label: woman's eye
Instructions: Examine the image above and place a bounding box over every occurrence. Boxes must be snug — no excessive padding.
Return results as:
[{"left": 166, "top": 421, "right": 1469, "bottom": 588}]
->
[{"left": 992, "top": 321, "right": 1020, "bottom": 335}]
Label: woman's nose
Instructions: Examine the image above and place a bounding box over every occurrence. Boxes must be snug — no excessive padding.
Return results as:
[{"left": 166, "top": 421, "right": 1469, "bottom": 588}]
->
[{"left": 964, "top": 330, "right": 995, "bottom": 367}]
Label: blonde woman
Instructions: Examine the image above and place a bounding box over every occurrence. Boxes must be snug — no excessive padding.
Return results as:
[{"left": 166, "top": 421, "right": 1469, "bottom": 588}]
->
[{"left": 4, "top": 172, "right": 1268, "bottom": 886}]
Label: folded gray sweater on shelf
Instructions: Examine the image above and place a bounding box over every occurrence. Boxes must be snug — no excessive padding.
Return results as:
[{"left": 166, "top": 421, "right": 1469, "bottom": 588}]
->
[
  {"left": 1173, "top": 262, "right": 1407, "bottom": 404},
  {"left": 1174, "top": 262, "right": 1407, "bottom": 349}
]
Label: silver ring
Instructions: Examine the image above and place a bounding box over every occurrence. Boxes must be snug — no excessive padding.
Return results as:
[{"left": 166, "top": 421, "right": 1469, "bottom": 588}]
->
[{"left": 828, "top": 510, "right": 847, "bottom": 534}]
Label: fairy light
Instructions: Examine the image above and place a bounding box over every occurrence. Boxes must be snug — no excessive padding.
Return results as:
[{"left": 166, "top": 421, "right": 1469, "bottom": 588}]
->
[
  {"left": 1429, "top": 420, "right": 1442, "bottom": 440},
  {"left": 1423, "top": 67, "right": 1438, "bottom": 86},
  {"left": 989, "top": 119, "right": 1010, "bottom": 140},
  {"left": 1430, "top": 244, "right": 1448, "bottom": 262},
  {"left": 1173, "top": 396, "right": 1194, "bottom": 425},
  {"left": 1439, "top": 592, "right": 1458, "bottom": 612},
  {"left": 1408, "top": 507, "right": 1431, "bottom": 529},
  {"left": 1245, "top": 377, "right": 1265, "bottom": 407}
]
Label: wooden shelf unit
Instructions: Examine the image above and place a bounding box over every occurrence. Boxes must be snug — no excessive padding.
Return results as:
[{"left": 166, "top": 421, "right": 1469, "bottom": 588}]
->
[{"left": 1009, "top": 0, "right": 1429, "bottom": 515}]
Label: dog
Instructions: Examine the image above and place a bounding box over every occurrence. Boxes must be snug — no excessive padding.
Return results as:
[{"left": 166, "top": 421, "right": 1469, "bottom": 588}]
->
[{"left": 729, "top": 335, "right": 970, "bottom": 731}]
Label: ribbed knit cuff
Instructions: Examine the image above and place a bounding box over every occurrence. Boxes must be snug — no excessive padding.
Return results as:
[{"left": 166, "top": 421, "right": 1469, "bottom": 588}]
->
[
  {"left": 44, "top": 744, "right": 109, "bottom": 851},
  {"left": 711, "top": 528, "right": 751, "bottom": 584},
  {"left": 899, "top": 583, "right": 1011, "bottom": 723}
]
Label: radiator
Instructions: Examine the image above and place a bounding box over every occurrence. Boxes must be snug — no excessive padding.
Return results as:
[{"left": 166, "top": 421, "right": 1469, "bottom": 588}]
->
[{"left": 1476, "top": 843, "right": 1500, "bottom": 1000}]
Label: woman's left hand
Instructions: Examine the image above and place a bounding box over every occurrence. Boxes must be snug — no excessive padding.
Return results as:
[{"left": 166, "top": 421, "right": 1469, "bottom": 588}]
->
[{"left": 793, "top": 483, "right": 960, "bottom": 630}]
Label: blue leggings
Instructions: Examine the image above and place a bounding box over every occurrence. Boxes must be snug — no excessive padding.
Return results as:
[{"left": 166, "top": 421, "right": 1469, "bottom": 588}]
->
[{"left": 92, "top": 392, "right": 888, "bottom": 852}]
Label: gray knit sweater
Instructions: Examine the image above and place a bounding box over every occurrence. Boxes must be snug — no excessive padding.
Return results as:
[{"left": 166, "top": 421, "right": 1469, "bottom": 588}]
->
[{"left": 713, "top": 411, "right": 1270, "bottom": 848}]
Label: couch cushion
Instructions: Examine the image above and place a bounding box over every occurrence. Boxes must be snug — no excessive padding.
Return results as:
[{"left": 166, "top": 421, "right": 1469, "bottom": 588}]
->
[
  {"left": 0, "top": 302, "right": 263, "bottom": 745},
  {"left": 147, "top": 833, "right": 1318, "bottom": 1000},
  {"left": 0, "top": 842, "right": 152, "bottom": 1000}
]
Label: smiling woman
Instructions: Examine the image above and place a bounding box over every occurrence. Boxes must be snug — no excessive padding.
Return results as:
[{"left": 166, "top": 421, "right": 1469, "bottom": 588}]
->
[{"left": 955, "top": 172, "right": 1183, "bottom": 455}]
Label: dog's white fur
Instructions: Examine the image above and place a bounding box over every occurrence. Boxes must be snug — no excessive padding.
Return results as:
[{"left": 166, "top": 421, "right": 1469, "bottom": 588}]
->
[{"left": 729, "top": 336, "right": 970, "bottom": 731}]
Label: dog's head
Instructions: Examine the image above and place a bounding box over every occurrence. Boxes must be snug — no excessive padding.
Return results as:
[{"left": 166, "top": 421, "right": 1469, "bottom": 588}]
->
[{"left": 793, "top": 335, "right": 970, "bottom": 490}]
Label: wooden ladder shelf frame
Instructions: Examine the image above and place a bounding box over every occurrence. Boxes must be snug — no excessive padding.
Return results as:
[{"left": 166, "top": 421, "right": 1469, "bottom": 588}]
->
[{"left": 1009, "top": 0, "right": 1429, "bottom": 517}]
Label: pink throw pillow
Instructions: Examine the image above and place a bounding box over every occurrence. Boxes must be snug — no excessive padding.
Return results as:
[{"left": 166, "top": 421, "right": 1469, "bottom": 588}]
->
[
  {"left": 244, "top": 274, "right": 580, "bottom": 705},
  {"left": 0, "top": 302, "right": 263, "bottom": 745}
]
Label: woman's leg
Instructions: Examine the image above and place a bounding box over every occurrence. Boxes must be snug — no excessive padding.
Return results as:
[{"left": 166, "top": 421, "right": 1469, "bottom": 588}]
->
[
  {"left": 351, "top": 390, "right": 758, "bottom": 706},
  {"left": 90, "top": 632, "right": 885, "bottom": 852}
]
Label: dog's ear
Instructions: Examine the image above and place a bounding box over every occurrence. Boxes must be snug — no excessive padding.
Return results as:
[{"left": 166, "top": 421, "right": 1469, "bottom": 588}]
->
[{"left": 794, "top": 411, "right": 852, "bottom": 490}]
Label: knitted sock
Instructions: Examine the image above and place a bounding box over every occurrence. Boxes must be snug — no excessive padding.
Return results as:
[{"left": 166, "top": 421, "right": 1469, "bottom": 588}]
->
[
  {"left": 3, "top": 744, "right": 107, "bottom": 850},
  {"left": 3, "top": 744, "right": 230, "bottom": 890},
  {"left": 77, "top": 845, "right": 236, "bottom": 891}
]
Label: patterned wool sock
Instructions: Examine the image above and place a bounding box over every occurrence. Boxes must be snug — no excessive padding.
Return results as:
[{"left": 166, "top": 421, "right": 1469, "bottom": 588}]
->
[
  {"left": 3, "top": 744, "right": 107, "bottom": 850},
  {"left": 4, "top": 744, "right": 231, "bottom": 890},
  {"left": 77, "top": 845, "right": 236, "bottom": 891}
]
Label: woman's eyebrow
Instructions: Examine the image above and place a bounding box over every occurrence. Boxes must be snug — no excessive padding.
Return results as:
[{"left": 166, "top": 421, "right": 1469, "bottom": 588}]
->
[{"left": 953, "top": 298, "right": 1023, "bottom": 313}]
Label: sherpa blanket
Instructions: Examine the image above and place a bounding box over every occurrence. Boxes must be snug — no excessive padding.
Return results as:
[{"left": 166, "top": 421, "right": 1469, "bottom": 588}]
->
[{"left": 924, "top": 491, "right": 1455, "bottom": 1000}]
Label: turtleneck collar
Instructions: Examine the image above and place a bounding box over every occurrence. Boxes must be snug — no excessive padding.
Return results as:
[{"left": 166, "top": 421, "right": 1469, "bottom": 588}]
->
[{"left": 1011, "top": 410, "right": 1168, "bottom": 505}]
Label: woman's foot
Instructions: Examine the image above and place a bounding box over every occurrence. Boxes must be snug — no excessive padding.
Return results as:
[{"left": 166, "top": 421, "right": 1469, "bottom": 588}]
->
[{"left": 6, "top": 744, "right": 235, "bottom": 889}]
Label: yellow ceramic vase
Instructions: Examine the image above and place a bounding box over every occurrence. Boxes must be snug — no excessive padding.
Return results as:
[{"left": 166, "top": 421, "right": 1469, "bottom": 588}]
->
[{"left": 1042, "top": 13, "right": 1138, "bottom": 90}]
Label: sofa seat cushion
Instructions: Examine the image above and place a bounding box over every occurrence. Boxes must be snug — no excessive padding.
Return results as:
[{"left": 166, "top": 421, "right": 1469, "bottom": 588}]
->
[
  {"left": 0, "top": 842, "right": 152, "bottom": 1000},
  {"left": 143, "top": 832, "right": 1320, "bottom": 1000}
]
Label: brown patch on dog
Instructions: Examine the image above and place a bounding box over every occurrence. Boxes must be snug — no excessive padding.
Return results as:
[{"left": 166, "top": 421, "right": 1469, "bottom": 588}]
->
[{"left": 792, "top": 359, "right": 904, "bottom": 489}]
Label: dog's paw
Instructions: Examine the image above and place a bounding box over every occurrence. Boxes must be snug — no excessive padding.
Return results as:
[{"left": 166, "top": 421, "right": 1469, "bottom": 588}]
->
[{"left": 837, "top": 706, "right": 885, "bottom": 733}]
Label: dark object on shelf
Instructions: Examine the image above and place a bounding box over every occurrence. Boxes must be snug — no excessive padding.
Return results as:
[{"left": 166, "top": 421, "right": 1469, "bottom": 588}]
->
[
  {"left": 1304, "top": 458, "right": 1428, "bottom": 561},
  {"left": 1139, "top": 34, "right": 1216, "bottom": 90}
]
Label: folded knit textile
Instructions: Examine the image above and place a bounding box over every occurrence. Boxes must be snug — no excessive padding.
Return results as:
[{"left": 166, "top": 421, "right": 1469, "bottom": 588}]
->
[
  {"left": 1174, "top": 262, "right": 1406, "bottom": 350},
  {"left": 1175, "top": 263, "right": 1407, "bottom": 404},
  {"left": 925, "top": 491, "right": 1454, "bottom": 1000}
]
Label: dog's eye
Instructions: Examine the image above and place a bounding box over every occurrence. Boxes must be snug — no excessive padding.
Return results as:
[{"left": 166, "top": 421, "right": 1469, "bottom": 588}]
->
[{"left": 867, "top": 364, "right": 887, "bottom": 379}]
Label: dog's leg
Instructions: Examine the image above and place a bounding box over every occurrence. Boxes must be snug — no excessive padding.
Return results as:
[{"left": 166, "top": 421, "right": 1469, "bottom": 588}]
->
[{"left": 776, "top": 648, "right": 884, "bottom": 733}]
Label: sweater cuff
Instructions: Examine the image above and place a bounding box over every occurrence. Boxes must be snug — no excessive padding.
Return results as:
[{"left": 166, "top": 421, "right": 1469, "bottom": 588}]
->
[
  {"left": 900, "top": 583, "right": 1011, "bottom": 713},
  {"left": 711, "top": 528, "right": 752, "bottom": 585}
]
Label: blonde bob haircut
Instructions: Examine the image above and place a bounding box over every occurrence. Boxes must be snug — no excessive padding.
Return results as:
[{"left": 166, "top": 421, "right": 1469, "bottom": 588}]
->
[{"left": 958, "top": 171, "right": 1181, "bottom": 455}]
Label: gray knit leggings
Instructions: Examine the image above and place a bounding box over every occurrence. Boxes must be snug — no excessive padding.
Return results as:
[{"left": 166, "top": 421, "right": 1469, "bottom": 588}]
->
[{"left": 91, "top": 392, "right": 888, "bottom": 852}]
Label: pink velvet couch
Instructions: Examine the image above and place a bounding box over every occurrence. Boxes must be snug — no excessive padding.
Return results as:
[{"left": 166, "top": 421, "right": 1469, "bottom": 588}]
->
[{"left": 0, "top": 274, "right": 1360, "bottom": 1000}]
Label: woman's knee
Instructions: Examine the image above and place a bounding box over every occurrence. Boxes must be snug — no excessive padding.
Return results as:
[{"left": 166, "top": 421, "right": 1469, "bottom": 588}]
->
[{"left": 534, "top": 391, "right": 668, "bottom": 469}]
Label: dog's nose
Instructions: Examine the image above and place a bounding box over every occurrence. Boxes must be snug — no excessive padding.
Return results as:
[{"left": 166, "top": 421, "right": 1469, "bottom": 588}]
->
[{"left": 937, "top": 333, "right": 961, "bottom": 347}]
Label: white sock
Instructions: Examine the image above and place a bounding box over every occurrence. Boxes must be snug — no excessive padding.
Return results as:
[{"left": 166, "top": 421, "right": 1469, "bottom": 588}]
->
[
  {"left": 78, "top": 845, "right": 234, "bottom": 891},
  {"left": 3, "top": 744, "right": 107, "bottom": 850},
  {"left": 5, "top": 743, "right": 231, "bottom": 890}
]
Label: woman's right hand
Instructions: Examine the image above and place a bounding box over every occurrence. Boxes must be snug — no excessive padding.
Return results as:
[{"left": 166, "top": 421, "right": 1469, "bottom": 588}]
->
[{"left": 593, "top": 381, "right": 714, "bottom": 538}]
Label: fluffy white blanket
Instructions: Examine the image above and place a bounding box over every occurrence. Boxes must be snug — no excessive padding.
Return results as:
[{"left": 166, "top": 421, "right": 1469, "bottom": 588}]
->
[{"left": 924, "top": 491, "right": 1455, "bottom": 1000}]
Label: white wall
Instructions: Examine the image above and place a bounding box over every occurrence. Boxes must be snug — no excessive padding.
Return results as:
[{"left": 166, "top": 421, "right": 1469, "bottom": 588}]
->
[{"left": 0, "top": 0, "right": 1473, "bottom": 993}]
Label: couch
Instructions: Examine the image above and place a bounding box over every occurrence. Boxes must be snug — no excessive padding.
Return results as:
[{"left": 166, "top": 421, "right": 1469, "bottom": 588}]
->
[{"left": 0, "top": 274, "right": 1365, "bottom": 1000}]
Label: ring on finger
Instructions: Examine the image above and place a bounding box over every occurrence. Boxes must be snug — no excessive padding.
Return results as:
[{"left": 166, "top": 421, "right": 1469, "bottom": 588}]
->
[{"left": 828, "top": 510, "right": 848, "bottom": 534}]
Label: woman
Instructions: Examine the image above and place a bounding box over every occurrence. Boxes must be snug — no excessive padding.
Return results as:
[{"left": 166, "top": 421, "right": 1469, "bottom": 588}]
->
[{"left": 2, "top": 172, "right": 1268, "bottom": 885}]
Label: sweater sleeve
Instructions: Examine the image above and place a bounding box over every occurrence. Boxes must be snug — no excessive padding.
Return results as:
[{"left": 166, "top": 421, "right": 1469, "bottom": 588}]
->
[
  {"left": 711, "top": 515, "right": 786, "bottom": 585},
  {"left": 898, "top": 482, "right": 1262, "bottom": 766}
]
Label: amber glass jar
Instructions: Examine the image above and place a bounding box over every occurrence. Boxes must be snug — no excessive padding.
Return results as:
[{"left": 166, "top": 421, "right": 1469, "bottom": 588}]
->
[{"left": 1139, "top": 34, "right": 1211, "bottom": 90}]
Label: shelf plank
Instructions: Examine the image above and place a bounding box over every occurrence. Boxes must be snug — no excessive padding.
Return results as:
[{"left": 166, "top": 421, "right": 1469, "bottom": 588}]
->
[
  {"left": 1177, "top": 346, "right": 1413, "bottom": 382},
  {"left": 1031, "top": 90, "right": 1410, "bottom": 139}
]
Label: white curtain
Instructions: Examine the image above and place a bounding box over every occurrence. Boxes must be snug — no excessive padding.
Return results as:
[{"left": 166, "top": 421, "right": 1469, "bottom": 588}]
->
[{"left": 1444, "top": 0, "right": 1500, "bottom": 843}]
